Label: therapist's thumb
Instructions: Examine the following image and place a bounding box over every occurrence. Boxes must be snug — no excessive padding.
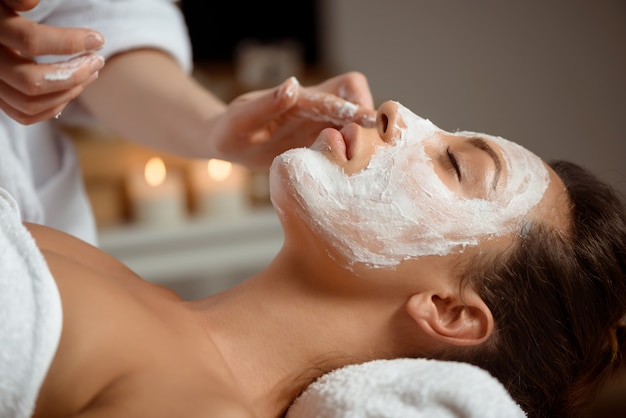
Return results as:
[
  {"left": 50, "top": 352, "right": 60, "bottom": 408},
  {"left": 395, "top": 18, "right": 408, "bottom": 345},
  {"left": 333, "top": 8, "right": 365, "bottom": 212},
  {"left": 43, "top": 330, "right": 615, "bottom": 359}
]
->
[
  {"left": 270, "top": 76, "right": 301, "bottom": 114},
  {"left": 232, "top": 76, "right": 300, "bottom": 131}
]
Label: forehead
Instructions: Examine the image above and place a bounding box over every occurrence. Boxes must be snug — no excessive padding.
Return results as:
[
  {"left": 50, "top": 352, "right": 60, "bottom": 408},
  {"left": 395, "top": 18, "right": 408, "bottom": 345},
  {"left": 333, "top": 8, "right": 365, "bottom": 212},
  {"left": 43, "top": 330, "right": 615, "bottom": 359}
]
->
[{"left": 532, "top": 163, "right": 571, "bottom": 232}]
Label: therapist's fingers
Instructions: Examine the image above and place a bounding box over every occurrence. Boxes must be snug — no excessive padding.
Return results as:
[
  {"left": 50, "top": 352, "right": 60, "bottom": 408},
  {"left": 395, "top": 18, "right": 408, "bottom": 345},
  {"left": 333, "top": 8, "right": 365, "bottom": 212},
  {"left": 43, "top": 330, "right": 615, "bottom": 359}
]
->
[
  {"left": 295, "top": 88, "right": 377, "bottom": 128},
  {"left": 0, "top": 94, "right": 65, "bottom": 125},
  {"left": 230, "top": 76, "right": 376, "bottom": 133},
  {"left": 1, "top": 0, "right": 40, "bottom": 12},
  {"left": 267, "top": 73, "right": 377, "bottom": 127},
  {"left": 0, "top": 6, "right": 104, "bottom": 57},
  {"left": 310, "top": 71, "right": 376, "bottom": 110},
  {"left": 0, "top": 49, "right": 104, "bottom": 95},
  {"left": 0, "top": 48, "right": 104, "bottom": 124},
  {"left": 0, "top": 71, "right": 99, "bottom": 125},
  {"left": 225, "top": 77, "right": 301, "bottom": 135}
]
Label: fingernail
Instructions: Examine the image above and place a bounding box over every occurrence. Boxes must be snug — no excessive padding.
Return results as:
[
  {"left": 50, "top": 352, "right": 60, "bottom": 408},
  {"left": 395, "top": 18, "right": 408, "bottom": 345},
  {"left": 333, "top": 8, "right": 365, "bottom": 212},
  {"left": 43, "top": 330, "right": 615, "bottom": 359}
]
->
[
  {"left": 89, "top": 55, "right": 105, "bottom": 72},
  {"left": 276, "top": 76, "right": 299, "bottom": 99},
  {"left": 85, "top": 32, "right": 105, "bottom": 50}
]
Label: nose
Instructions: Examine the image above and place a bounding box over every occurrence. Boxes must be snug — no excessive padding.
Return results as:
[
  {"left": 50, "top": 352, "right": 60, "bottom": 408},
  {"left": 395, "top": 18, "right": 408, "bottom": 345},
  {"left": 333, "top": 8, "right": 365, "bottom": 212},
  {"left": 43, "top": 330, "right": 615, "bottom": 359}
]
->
[{"left": 376, "top": 101, "right": 402, "bottom": 144}]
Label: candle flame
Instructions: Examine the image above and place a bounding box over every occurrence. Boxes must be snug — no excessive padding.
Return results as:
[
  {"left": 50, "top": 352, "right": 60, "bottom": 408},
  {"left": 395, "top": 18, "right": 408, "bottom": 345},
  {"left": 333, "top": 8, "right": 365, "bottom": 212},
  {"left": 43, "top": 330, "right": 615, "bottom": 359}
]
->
[
  {"left": 145, "top": 157, "right": 166, "bottom": 187},
  {"left": 207, "top": 159, "right": 232, "bottom": 181}
]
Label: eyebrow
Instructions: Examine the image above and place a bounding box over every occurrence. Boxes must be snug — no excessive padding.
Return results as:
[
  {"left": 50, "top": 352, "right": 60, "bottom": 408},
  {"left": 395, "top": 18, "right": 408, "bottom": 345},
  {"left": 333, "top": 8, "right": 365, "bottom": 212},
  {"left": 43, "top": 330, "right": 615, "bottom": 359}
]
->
[{"left": 467, "top": 137, "right": 502, "bottom": 190}]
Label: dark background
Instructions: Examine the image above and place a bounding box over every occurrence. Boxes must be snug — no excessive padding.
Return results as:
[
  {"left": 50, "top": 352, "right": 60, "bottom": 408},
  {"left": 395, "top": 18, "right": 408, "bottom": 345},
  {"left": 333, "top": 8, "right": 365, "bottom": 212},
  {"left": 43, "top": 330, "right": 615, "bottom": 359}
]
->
[{"left": 180, "top": 1, "right": 320, "bottom": 65}]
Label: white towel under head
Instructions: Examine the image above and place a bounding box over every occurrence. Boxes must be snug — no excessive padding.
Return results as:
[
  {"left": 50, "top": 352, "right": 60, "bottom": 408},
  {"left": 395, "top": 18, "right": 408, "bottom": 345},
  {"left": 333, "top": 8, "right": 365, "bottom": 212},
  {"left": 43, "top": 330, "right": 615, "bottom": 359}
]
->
[{"left": 286, "top": 358, "right": 526, "bottom": 418}]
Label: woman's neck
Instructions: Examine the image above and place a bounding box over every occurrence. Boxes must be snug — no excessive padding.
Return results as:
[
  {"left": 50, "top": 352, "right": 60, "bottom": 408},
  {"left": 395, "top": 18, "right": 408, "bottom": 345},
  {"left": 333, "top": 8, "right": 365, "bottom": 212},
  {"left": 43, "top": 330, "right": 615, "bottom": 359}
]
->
[{"left": 187, "top": 251, "right": 414, "bottom": 417}]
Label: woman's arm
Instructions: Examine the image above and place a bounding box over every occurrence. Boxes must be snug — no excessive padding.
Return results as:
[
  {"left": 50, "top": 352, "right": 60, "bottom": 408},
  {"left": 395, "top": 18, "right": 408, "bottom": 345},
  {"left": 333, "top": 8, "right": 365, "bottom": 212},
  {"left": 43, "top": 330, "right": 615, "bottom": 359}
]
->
[
  {"left": 77, "top": 48, "right": 225, "bottom": 158},
  {"left": 78, "top": 49, "right": 375, "bottom": 170}
]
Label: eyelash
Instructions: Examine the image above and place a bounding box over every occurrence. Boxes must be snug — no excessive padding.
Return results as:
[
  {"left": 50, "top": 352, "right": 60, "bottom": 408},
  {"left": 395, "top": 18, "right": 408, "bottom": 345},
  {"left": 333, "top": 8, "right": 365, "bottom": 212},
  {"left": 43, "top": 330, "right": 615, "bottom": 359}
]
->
[{"left": 446, "top": 147, "right": 462, "bottom": 181}]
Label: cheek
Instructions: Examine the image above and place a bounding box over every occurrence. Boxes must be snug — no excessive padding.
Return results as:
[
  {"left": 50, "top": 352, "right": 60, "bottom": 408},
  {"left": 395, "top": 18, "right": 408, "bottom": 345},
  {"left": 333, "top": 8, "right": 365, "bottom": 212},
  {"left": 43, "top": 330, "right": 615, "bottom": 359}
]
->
[
  {"left": 388, "top": 156, "right": 460, "bottom": 232},
  {"left": 269, "top": 138, "right": 507, "bottom": 273},
  {"left": 420, "top": 144, "right": 461, "bottom": 194},
  {"left": 269, "top": 147, "right": 349, "bottom": 220}
]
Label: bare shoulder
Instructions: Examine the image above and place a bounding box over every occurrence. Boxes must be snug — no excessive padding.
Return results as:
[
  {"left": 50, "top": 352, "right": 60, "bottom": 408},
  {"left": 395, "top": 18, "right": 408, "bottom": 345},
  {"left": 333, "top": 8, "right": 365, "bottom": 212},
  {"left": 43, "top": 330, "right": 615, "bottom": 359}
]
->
[
  {"left": 27, "top": 223, "right": 252, "bottom": 417},
  {"left": 24, "top": 222, "right": 145, "bottom": 281}
]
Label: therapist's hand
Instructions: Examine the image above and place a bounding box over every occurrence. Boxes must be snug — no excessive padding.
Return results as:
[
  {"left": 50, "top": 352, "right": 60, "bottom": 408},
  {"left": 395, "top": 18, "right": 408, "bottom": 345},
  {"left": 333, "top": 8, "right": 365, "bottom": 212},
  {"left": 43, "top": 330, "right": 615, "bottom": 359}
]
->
[
  {"left": 207, "top": 72, "right": 377, "bottom": 170},
  {"left": 0, "top": 0, "right": 105, "bottom": 125}
]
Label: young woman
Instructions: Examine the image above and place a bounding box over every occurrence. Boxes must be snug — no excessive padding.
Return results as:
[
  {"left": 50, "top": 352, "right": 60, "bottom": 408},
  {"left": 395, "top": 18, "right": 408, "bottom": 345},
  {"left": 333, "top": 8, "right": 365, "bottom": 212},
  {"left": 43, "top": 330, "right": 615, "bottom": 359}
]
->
[{"left": 2, "top": 101, "right": 625, "bottom": 418}]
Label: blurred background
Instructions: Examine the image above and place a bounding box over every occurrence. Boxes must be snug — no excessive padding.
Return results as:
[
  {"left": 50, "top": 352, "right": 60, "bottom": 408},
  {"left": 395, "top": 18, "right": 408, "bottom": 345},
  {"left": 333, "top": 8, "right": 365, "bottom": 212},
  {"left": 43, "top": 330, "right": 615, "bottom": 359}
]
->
[{"left": 69, "top": 0, "right": 626, "bottom": 298}]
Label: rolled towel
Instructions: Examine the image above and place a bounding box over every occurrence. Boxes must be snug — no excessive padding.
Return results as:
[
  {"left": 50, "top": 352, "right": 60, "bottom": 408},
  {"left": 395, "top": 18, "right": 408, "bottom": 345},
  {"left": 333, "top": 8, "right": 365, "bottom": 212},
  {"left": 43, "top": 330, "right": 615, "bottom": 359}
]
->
[
  {"left": 0, "top": 188, "right": 63, "bottom": 418},
  {"left": 286, "top": 358, "right": 526, "bottom": 418}
]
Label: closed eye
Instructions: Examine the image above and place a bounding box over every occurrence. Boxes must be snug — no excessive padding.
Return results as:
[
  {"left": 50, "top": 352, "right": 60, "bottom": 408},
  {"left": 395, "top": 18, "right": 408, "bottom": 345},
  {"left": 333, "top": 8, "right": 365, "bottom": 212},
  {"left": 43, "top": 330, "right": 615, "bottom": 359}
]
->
[{"left": 446, "top": 147, "right": 462, "bottom": 181}]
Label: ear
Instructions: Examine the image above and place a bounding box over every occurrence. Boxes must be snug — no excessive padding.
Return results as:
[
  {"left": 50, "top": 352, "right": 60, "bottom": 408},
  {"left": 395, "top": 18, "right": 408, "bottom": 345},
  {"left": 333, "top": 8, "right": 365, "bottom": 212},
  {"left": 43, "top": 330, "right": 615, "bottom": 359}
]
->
[{"left": 406, "top": 290, "right": 494, "bottom": 347}]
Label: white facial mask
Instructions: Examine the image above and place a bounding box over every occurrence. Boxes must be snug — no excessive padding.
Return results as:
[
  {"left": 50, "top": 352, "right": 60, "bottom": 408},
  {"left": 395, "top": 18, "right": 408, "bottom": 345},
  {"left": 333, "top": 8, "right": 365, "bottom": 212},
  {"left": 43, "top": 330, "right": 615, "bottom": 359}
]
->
[{"left": 270, "top": 102, "right": 549, "bottom": 270}]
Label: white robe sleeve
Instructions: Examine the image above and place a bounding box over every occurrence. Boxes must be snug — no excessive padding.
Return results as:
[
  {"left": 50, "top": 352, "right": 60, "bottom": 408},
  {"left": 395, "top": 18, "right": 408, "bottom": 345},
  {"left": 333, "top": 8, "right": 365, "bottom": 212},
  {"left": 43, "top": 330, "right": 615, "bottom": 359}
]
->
[
  {"left": 35, "top": 0, "right": 191, "bottom": 71},
  {"left": 31, "top": 0, "right": 193, "bottom": 125}
]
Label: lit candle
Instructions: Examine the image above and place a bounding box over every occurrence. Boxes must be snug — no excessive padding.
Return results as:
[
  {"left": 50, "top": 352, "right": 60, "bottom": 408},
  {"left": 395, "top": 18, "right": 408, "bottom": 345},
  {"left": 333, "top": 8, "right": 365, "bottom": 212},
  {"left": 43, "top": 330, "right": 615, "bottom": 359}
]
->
[
  {"left": 189, "top": 159, "right": 249, "bottom": 218},
  {"left": 127, "top": 157, "right": 186, "bottom": 226}
]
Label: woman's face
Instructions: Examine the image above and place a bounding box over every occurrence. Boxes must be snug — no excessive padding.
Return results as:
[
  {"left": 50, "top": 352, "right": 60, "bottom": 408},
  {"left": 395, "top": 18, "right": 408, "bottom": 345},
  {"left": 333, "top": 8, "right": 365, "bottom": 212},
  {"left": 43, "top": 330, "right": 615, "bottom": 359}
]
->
[{"left": 270, "top": 101, "right": 556, "bottom": 271}]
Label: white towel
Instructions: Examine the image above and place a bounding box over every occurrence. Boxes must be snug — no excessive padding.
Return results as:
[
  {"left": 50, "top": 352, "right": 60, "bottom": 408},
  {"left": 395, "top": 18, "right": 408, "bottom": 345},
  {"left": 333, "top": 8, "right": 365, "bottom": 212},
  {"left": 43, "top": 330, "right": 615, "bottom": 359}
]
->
[
  {"left": 0, "top": 188, "right": 63, "bottom": 418},
  {"left": 286, "top": 358, "right": 526, "bottom": 418}
]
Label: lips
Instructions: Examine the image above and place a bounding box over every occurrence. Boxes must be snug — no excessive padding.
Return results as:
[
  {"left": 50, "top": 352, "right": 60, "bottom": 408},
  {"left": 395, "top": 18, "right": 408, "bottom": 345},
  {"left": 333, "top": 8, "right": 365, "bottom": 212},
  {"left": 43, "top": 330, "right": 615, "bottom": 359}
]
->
[
  {"left": 340, "top": 123, "right": 360, "bottom": 160},
  {"left": 311, "top": 127, "right": 348, "bottom": 161},
  {"left": 310, "top": 122, "right": 361, "bottom": 162}
]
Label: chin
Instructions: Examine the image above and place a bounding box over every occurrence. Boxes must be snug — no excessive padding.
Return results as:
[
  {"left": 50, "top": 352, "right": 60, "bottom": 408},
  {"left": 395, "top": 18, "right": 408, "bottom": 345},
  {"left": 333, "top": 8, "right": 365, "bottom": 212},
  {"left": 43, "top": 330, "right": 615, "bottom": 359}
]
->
[{"left": 268, "top": 153, "right": 304, "bottom": 222}]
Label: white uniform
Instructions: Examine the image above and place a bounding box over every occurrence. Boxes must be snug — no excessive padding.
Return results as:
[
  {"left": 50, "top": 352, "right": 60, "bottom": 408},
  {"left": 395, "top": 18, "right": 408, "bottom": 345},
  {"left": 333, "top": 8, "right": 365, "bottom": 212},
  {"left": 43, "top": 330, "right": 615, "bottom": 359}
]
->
[{"left": 0, "top": 0, "right": 191, "bottom": 245}]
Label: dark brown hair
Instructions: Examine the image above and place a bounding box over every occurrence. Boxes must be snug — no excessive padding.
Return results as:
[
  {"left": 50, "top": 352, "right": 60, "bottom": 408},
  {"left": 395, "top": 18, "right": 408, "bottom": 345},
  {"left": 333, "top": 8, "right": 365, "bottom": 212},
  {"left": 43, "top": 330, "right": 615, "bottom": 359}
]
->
[{"left": 448, "top": 160, "right": 626, "bottom": 418}]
